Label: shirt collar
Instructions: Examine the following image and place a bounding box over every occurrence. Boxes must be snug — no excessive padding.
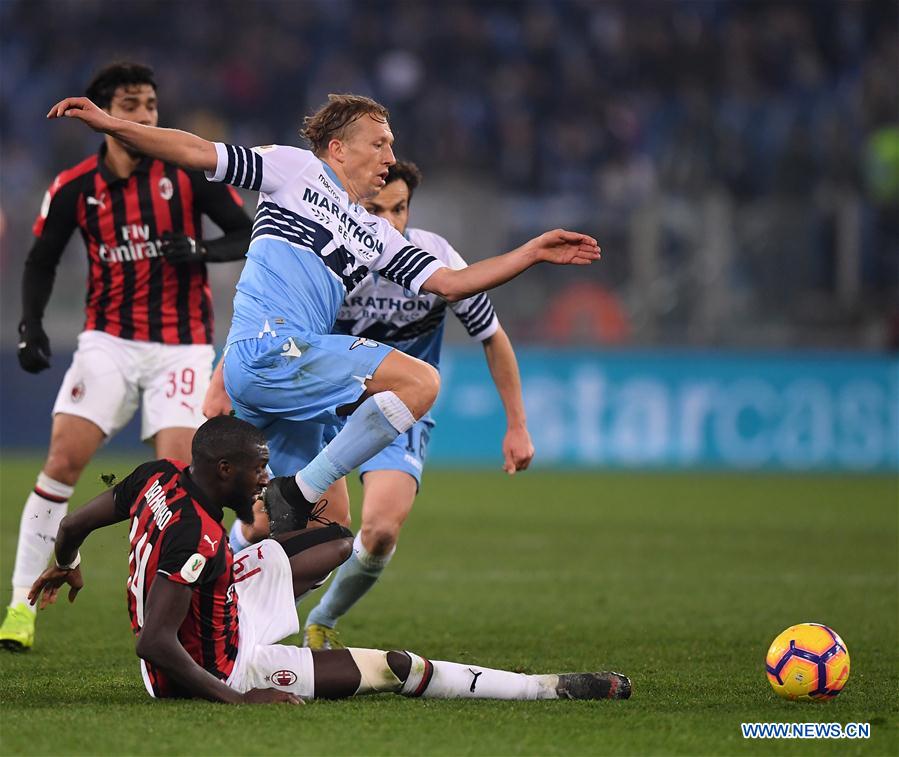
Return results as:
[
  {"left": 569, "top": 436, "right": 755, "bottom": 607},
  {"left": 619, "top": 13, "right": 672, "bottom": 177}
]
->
[
  {"left": 96, "top": 143, "right": 153, "bottom": 184},
  {"left": 180, "top": 468, "right": 224, "bottom": 523},
  {"left": 320, "top": 158, "right": 346, "bottom": 193}
]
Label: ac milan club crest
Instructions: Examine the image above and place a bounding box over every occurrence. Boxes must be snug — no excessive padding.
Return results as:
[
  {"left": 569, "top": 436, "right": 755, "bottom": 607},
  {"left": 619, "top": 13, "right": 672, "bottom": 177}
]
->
[
  {"left": 70, "top": 381, "right": 86, "bottom": 403},
  {"left": 270, "top": 669, "right": 297, "bottom": 686},
  {"left": 158, "top": 177, "right": 174, "bottom": 201}
]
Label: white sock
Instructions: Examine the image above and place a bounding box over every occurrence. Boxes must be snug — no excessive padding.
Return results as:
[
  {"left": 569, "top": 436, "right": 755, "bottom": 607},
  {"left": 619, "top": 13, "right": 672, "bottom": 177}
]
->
[
  {"left": 229, "top": 519, "right": 251, "bottom": 553},
  {"left": 11, "top": 473, "right": 74, "bottom": 611},
  {"left": 401, "top": 651, "right": 559, "bottom": 700}
]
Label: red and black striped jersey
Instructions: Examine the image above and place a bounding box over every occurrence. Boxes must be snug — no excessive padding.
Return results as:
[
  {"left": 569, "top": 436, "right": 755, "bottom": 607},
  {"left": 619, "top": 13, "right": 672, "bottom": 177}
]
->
[
  {"left": 31, "top": 145, "right": 249, "bottom": 345},
  {"left": 113, "top": 459, "right": 238, "bottom": 698}
]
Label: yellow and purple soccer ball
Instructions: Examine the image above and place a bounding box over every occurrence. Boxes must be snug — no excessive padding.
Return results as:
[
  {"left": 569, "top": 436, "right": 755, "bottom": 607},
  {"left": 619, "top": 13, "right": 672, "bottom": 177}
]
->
[{"left": 765, "top": 623, "right": 850, "bottom": 701}]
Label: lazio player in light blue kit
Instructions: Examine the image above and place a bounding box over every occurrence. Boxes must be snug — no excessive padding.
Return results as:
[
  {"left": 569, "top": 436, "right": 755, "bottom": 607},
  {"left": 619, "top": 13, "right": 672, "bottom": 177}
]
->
[
  {"left": 49, "top": 94, "right": 602, "bottom": 536},
  {"left": 220, "top": 161, "right": 535, "bottom": 648}
]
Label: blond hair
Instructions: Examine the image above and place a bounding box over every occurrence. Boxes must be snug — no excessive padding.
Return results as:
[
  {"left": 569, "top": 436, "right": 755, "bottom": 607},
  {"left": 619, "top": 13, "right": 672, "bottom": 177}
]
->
[{"left": 301, "top": 94, "right": 390, "bottom": 156}]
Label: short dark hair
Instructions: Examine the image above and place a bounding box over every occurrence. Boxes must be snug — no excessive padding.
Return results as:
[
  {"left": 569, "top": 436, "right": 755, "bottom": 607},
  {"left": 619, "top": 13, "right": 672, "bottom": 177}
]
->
[
  {"left": 301, "top": 94, "right": 389, "bottom": 156},
  {"left": 85, "top": 62, "right": 157, "bottom": 109},
  {"left": 386, "top": 160, "right": 422, "bottom": 200},
  {"left": 191, "top": 416, "right": 267, "bottom": 467}
]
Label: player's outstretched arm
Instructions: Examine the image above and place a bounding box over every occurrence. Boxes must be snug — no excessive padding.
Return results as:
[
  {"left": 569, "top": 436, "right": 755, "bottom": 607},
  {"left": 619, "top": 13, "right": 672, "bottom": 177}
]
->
[
  {"left": 47, "top": 97, "right": 217, "bottom": 172},
  {"left": 136, "top": 579, "right": 300, "bottom": 705},
  {"left": 421, "top": 229, "right": 600, "bottom": 302},
  {"left": 27, "top": 489, "right": 124, "bottom": 609}
]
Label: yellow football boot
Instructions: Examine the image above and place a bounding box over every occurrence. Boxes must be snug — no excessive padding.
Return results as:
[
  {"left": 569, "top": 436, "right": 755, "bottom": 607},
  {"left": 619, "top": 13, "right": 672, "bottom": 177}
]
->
[
  {"left": 0, "top": 603, "right": 36, "bottom": 652},
  {"left": 303, "top": 623, "right": 345, "bottom": 650}
]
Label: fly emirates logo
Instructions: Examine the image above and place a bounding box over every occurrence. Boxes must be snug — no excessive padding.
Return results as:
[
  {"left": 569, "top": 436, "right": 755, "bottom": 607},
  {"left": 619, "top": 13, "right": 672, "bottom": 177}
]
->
[{"left": 98, "top": 223, "right": 166, "bottom": 263}]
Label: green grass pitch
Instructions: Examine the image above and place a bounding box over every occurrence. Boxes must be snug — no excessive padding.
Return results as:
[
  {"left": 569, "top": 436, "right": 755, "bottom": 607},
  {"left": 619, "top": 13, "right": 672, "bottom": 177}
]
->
[{"left": 0, "top": 452, "right": 896, "bottom": 756}]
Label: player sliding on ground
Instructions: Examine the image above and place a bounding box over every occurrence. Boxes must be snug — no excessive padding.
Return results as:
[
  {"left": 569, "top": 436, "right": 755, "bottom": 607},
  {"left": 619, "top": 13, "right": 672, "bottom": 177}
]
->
[
  {"left": 30, "top": 416, "right": 631, "bottom": 703},
  {"left": 46, "top": 93, "right": 601, "bottom": 540}
]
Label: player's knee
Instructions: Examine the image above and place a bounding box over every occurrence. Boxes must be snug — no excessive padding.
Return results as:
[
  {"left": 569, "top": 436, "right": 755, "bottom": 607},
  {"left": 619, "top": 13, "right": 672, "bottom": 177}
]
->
[
  {"left": 404, "top": 361, "right": 439, "bottom": 415},
  {"left": 334, "top": 534, "right": 354, "bottom": 565},
  {"left": 419, "top": 363, "right": 440, "bottom": 406},
  {"left": 42, "top": 453, "right": 85, "bottom": 487},
  {"left": 386, "top": 651, "right": 412, "bottom": 681},
  {"left": 360, "top": 521, "right": 399, "bottom": 555}
]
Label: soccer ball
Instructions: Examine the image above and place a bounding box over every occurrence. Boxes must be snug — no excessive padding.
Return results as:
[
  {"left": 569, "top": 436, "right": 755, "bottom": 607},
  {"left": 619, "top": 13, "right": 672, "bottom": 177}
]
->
[{"left": 765, "top": 623, "right": 850, "bottom": 701}]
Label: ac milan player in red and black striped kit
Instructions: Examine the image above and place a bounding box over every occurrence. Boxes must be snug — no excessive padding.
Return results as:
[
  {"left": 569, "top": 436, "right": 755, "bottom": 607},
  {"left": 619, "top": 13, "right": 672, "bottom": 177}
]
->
[
  {"left": 29, "top": 416, "right": 630, "bottom": 704},
  {"left": 0, "top": 62, "right": 251, "bottom": 652}
]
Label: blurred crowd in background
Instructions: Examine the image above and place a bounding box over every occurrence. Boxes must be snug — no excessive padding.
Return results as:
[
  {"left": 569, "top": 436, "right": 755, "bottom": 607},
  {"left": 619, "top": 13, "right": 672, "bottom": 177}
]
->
[{"left": 2, "top": 0, "right": 897, "bottom": 350}]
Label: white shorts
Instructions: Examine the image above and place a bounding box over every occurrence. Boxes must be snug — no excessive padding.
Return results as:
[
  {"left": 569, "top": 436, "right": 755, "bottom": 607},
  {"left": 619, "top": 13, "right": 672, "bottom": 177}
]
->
[
  {"left": 52, "top": 330, "right": 214, "bottom": 441},
  {"left": 227, "top": 539, "right": 315, "bottom": 698}
]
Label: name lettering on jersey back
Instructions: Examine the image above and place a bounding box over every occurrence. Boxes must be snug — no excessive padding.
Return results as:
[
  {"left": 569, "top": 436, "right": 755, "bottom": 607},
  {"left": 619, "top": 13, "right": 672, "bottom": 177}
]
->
[
  {"left": 98, "top": 223, "right": 165, "bottom": 264},
  {"left": 144, "top": 479, "right": 173, "bottom": 530},
  {"left": 302, "top": 188, "right": 383, "bottom": 259}
]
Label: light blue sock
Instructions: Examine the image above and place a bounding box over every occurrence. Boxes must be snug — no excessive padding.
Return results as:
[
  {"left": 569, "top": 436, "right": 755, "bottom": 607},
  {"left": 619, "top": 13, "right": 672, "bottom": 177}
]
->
[
  {"left": 305, "top": 532, "right": 394, "bottom": 628},
  {"left": 229, "top": 520, "right": 251, "bottom": 553},
  {"left": 297, "top": 392, "right": 415, "bottom": 500}
]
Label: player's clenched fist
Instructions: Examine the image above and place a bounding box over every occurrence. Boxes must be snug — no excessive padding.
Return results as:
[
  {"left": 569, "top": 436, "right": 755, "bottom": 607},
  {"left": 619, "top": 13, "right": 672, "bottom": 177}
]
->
[{"left": 47, "top": 97, "right": 116, "bottom": 132}]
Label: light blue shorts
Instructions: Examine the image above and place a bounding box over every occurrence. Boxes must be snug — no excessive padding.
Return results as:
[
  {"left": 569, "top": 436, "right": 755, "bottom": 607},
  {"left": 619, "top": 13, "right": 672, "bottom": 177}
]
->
[{"left": 223, "top": 332, "right": 393, "bottom": 476}]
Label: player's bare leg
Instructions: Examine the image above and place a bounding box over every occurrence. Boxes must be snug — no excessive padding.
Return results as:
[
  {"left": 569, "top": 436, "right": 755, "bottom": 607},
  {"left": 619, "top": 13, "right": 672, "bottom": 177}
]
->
[
  {"left": 275, "top": 527, "right": 354, "bottom": 599},
  {"left": 357, "top": 471, "right": 416, "bottom": 556},
  {"left": 306, "top": 649, "right": 631, "bottom": 701},
  {"left": 305, "top": 470, "right": 415, "bottom": 647},
  {"left": 1, "top": 414, "right": 104, "bottom": 651},
  {"left": 311, "top": 477, "right": 351, "bottom": 529},
  {"left": 152, "top": 426, "right": 195, "bottom": 461},
  {"left": 42, "top": 414, "right": 106, "bottom": 486}
]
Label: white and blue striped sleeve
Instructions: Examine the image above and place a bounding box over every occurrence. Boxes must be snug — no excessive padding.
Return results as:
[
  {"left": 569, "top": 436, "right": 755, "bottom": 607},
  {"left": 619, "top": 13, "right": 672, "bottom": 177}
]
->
[
  {"left": 443, "top": 245, "right": 500, "bottom": 341},
  {"left": 374, "top": 223, "right": 446, "bottom": 294},
  {"left": 205, "top": 143, "right": 312, "bottom": 194}
]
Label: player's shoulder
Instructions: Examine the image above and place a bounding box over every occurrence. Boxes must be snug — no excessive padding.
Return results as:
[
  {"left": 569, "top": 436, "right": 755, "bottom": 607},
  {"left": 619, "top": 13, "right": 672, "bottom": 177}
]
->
[
  {"left": 407, "top": 227, "right": 465, "bottom": 268},
  {"left": 255, "top": 143, "right": 315, "bottom": 166},
  {"left": 123, "top": 458, "right": 185, "bottom": 491},
  {"left": 47, "top": 154, "right": 99, "bottom": 194}
]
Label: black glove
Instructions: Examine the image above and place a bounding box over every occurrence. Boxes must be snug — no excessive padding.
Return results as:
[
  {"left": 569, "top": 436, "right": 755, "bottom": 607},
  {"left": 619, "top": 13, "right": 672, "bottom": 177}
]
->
[
  {"left": 18, "top": 320, "right": 51, "bottom": 373},
  {"left": 160, "top": 231, "right": 207, "bottom": 263}
]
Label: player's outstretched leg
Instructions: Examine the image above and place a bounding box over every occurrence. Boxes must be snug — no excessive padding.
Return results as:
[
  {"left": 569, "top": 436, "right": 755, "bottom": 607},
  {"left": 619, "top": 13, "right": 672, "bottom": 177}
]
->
[
  {"left": 309, "top": 649, "right": 631, "bottom": 701},
  {"left": 1, "top": 415, "right": 102, "bottom": 651}
]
